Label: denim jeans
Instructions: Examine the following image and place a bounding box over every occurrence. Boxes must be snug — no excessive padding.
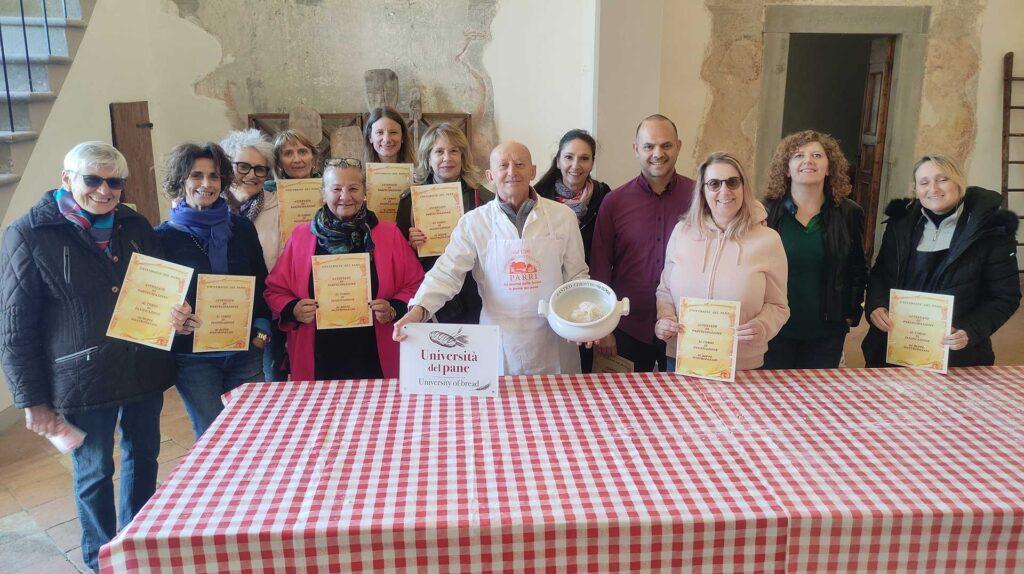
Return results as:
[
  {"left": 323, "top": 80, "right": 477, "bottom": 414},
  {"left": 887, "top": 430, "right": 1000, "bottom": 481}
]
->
[
  {"left": 64, "top": 391, "right": 164, "bottom": 572},
  {"left": 262, "top": 321, "right": 288, "bottom": 382},
  {"left": 175, "top": 348, "right": 263, "bottom": 439}
]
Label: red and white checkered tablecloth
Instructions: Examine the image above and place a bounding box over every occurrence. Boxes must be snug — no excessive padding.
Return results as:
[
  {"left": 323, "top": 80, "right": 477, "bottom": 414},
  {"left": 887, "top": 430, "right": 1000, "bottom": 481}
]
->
[{"left": 99, "top": 367, "right": 1024, "bottom": 573}]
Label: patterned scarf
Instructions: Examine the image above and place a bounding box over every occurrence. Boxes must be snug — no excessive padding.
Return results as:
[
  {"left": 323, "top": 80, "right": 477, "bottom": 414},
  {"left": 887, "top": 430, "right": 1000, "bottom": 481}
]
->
[
  {"left": 168, "top": 197, "right": 233, "bottom": 273},
  {"left": 310, "top": 203, "right": 376, "bottom": 255},
  {"left": 227, "top": 189, "right": 265, "bottom": 222},
  {"left": 53, "top": 188, "right": 115, "bottom": 258},
  {"left": 554, "top": 179, "right": 593, "bottom": 221}
]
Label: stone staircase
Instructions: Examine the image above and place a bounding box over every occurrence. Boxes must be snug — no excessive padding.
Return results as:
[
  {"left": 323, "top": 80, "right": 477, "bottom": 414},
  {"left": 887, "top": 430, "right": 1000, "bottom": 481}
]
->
[{"left": 0, "top": 0, "right": 93, "bottom": 213}]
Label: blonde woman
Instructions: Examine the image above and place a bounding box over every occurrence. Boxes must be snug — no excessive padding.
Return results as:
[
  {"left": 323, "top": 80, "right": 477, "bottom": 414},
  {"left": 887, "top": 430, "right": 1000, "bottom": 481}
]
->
[
  {"left": 862, "top": 154, "right": 1020, "bottom": 367},
  {"left": 654, "top": 152, "right": 790, "bottom": 371},
  {"left": 394, "top": 122, "right": 494, "bottom": 324}
]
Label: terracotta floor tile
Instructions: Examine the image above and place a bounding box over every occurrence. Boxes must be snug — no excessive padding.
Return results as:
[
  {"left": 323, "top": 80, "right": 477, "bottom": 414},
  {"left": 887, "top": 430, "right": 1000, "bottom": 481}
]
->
[
  {"left": 28, "top": 494, "right": 77, "bottom": 530},
  {"left": 0, "top": 486, "right": 20, "bottom": 519},
  {"left": 157, "top": 456, "right": 186, "bottom": 484},
  {"left": 45, "top": 519, "right": 80, "bottom": 554},
  {"left": 65, "top": 548, "right": 90, "bottom": 574},
  {"left": 157, "top": 439, "right": 188, "bottom": 464},
  {"left": 18, "top": 554, "right": 81, "bottom": 574},
  {"left": 7, "top": 472, "right": 73, "bottom": 510}
]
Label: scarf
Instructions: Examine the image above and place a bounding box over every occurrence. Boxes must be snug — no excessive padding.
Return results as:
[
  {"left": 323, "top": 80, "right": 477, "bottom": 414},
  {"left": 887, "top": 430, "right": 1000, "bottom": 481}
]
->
[
  {"left": 554, "top": 179, "right": 593, "bottom": 221},
  {"left": 229, "top": 189, "right": 266, "bottom": 222},
  {"left": 169, "top": 197, "right": 232, "bottom": 273},
  {"left": 53, "top": 188, "right": 115, "bottom": 258},
  {"left": 310, "top": 203, "right": 376, "bottom": 254}
]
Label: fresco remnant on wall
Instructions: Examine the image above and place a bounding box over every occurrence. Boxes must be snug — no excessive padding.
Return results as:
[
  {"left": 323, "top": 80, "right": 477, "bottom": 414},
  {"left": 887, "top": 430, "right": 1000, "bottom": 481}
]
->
[{"left": 168, "top": 0, "right": 499, "bottom": 168}]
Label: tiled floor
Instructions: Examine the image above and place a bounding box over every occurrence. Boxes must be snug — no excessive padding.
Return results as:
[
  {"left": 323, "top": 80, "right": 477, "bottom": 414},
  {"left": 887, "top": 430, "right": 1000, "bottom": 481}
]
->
[
  {"left": 0, "top": 390, "right": 195, "bottom": 573},
  {"left": 1, "top": 285, "right": 1023, "bottom": 573}
]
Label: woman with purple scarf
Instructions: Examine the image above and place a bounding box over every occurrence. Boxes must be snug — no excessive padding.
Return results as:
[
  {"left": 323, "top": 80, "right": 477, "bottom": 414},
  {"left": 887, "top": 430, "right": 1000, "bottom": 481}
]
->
[{"left": 155, "top": 142, "right": 271, "bottom": 439}]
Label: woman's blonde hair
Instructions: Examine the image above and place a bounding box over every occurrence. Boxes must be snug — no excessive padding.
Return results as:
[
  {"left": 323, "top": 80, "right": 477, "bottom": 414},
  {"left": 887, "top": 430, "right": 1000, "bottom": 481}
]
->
[
  {"left": 683, "top": 152, "right": 760, "bottom": 240},
  {"left": 912, "top": 154, "right": 966, "bottom": 197},
  {"left": 764, "top": 130, "right": 852, "bottom": 206},
  {"left": 411, "top": 122, "right": 481, "bottom": 188}
]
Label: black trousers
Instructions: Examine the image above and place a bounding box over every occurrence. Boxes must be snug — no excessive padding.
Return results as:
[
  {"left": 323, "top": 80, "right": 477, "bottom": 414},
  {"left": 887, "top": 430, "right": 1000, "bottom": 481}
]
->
[
  {"left": 613, "top": 329, "right": 667, "bottom": 373},
  {"left": 763, "top": 333, "right": 847, "bottom": 369}
]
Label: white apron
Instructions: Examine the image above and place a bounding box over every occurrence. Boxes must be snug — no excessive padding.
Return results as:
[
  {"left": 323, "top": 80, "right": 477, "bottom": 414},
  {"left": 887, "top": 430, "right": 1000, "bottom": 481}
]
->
[{"left": 478, "top": 205, "right": 564, "bottom": 375}]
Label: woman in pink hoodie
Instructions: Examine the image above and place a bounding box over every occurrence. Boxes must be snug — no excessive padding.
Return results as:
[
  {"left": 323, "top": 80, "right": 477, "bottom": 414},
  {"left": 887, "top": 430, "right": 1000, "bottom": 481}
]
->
[{"left": 654, "top": 152, "right": 790, "bottom": 371}]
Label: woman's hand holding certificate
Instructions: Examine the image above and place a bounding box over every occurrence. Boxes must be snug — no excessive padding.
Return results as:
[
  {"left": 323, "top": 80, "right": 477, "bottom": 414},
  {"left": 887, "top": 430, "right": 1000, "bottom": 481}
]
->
[
  {"left": 107, "top": 253, "right": 194, "bottom": 350},
  {"left": 410, "top": 182, "right": 464, "bottom": 257}
]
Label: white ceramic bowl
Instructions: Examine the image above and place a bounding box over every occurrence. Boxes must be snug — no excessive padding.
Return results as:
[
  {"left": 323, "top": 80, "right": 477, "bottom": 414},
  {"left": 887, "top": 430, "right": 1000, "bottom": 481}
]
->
[{"left": 538, "top": 279, "right": 630, "bottom": 342}]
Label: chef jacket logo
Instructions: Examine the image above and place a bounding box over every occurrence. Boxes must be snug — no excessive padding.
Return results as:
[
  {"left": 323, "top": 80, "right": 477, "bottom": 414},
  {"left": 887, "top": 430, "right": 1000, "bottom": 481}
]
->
[{"left": 504, "top": 254, "right": 541, "bottom": 291}]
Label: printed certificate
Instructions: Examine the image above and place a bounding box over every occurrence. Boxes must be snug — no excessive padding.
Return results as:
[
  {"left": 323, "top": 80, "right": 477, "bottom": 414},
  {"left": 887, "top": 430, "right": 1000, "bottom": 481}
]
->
[
  {"left": 674, "top": 297, "right": 740, "bottom": 382},
  {"left": 311, "top": 253, "right": 372, "bottom": 329},
  {"left": 411, "top": 182, "right": 464, "bottom": 257},
  {"left": 276, "top": 178, "right": 323, "bottom": 247},
  {"left": 399, "top": 323, "right": 499, "bottom": 398},
  {"left": 366, "top": 162, "right": 412, "bottom": 222},
  {"left": 592, "top": 353, "right": 634, "bottom": 374},
  {"left": 193, "top": 274, "right": 255, "bottom": 352},
  {"left": 886, "top": 289, "right": 954, "bottom": 374},
  {"left": 106, "top": 253, "right": 193, "bottom": 351}
]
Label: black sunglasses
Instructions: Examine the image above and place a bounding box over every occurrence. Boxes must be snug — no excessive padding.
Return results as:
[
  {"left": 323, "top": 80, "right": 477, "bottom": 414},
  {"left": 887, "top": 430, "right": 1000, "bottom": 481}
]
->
[
  {"left": 704, "top": 177, "right": 743, "bottom": 191},
  {"left": 233, "top": 162, "right": 270, "bottom": 178},
  {"left": 71, "top": 171, "right": 126, "bottom": 190},
  {"left": 324, "top": 157, "right": 363, "bottom": 168}
]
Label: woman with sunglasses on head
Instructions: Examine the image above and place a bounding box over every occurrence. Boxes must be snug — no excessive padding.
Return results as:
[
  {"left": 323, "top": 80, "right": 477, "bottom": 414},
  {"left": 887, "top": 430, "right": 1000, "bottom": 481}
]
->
[
  {"left": 394, "top": 122, "right": 493, "bottom": 324},
  {"left": 265, "top": 159, "right": 424, "bottom": 381},
  {"left": 154, "top": 142, "right": 271, "bottom": 439},
  {"left": 761, "top": 130, "right": 868, "bottom": 369},
  {"left": 0, "top": 142, "right": 191, "bottom": 572},
  {"left": 862, "top": 154, "right": 1020, "bottom": 368},
  {"left": 363, "top": 107, "right": 415, "bottom": 165},
  {"left": 654, "top": 152, "right": 790, "bottom": 372}
]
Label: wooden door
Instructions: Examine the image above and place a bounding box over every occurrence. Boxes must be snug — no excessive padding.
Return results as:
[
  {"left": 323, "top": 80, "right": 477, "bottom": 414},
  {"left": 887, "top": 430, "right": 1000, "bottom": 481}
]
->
[
  {"left": 852, "top": 37, "right": 895, "bottom": 255},
  {"left": 110, "top": 101, "right": 159, "bottom": 225}
]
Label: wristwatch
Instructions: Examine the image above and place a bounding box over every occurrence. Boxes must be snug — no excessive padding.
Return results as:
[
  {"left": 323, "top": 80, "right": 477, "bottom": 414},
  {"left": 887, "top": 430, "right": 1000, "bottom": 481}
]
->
[{"left": 255, "top": 332, "right": 270, "bottom": 343}]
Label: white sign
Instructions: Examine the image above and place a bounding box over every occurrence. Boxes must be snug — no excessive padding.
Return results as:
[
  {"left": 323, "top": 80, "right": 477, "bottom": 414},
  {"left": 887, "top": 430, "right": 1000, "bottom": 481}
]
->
[{"left": 399, "top": 323, "right": 500, "bottom": 398}]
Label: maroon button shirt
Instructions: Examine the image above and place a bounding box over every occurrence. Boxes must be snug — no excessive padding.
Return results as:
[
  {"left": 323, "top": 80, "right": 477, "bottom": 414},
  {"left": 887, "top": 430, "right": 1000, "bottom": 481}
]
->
[{"left": 589, "top": 173, "right": 695, "bottom": 344}]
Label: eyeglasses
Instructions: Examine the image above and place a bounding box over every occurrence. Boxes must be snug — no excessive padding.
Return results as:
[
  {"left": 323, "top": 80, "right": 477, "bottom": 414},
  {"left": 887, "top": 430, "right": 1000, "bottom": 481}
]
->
[
  {"left": 704, "top": 177, "right": 743, "bottom": 191},
  {"left": 324, "top": 157, "right": 363, "bottom": 168},
  {"left": 71, "top": 171, "right": 126, "bottom": 190},
  {"left": 233, "top": 162, "right": 270, "bottom": 178}
]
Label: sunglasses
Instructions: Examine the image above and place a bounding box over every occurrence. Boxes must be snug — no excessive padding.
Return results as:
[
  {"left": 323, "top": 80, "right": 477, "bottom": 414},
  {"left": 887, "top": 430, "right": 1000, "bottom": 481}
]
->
[
  {"left": 71, "top": 171, "right": 126, "bottom": 190},
  {"left": 233, "top": 162, "right": 270, "bottom": 178},
  {"left": 324, "top": 157, "right": 363, "bottom": 168},
  {"left": 704, "top": 177, "right": 743, "bottom": 191}
]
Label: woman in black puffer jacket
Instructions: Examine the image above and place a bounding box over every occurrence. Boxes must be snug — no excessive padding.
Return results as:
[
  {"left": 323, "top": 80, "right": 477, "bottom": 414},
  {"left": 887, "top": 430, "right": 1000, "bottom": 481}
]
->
[
  {"left": 862, "top": 154, "right": 1020, "bottom": 367},
  {"left": 0, "top": 142, "right": 190, "bottom": 572}
]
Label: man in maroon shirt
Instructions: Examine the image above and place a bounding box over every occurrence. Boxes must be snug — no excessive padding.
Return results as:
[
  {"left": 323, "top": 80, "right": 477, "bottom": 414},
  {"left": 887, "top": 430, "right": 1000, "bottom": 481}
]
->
[{"left": 589, "top": 115, "right": 695, "bottom": 372}]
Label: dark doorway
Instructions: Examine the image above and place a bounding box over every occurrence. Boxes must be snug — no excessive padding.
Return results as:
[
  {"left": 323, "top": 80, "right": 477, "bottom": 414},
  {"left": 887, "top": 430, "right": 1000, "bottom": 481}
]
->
[{"left": 782, "top": 33, "right": 895, "bottom": 254}]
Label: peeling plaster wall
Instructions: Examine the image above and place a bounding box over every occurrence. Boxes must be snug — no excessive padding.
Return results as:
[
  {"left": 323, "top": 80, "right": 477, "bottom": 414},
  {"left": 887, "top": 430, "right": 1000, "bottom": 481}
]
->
[{"left": 658, "top": 0, "right": 1003, "bottom": 195}]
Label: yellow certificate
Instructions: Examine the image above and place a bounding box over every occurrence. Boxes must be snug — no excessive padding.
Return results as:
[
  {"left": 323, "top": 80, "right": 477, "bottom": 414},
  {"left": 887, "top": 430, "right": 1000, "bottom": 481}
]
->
[
  {"left": 193, "top": 274, "right": 255, "bottom": 352},
  {"left": 366, "top": 163, "right": 412, "bottom": 222},
  {"left": 886, "top": 289, "right": 954, "bottom": 373},
  {"left": 411, "top": 182, "right": 464, "bottom": 257},
  {"left": 276, "top": 178, "right": 323, "bottom": 247},
  {"left": 311, "top": 253, "right": 372, "bottom": 329},
  {"left": 675, "top": 297, "right": 740, "bottom": 382},
  {"left": 592, "top": 353, "right": 634, "bottom": 374},
  {"left": 106, "top": 253, "right": 193, "bottom": 351}
]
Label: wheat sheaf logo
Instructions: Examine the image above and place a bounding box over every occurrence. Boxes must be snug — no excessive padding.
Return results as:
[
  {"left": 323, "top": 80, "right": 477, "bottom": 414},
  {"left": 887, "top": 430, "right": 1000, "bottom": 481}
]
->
[{"left": 429, "top": 328, "right": 469, "bottom": 348}]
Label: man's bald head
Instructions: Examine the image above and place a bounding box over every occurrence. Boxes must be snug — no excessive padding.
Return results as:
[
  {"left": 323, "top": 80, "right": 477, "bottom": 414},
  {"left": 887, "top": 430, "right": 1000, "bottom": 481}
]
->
[
  {"left": 486, "top": 140, "right": 536, "bottom": 205},
  {"left": 635, "top": 114, "right": 679, "bottom": 139}
]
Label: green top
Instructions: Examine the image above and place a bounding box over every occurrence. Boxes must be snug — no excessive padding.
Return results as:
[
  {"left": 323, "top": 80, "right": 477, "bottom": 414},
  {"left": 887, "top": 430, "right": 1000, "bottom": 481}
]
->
[{"left": 777, "top": 211, "right": 847, "bottom": 340}]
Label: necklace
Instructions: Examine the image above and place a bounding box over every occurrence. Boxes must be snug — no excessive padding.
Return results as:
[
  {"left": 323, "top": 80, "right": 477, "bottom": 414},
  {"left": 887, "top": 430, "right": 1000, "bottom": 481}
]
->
[{"left": 187, "top": 233, "right": 208, "bottom": 255}]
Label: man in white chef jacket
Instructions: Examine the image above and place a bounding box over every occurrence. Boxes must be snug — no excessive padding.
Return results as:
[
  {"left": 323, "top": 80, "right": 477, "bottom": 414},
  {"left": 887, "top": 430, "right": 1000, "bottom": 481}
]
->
[{"left": 393, "top": 141, "right": 589, "bottom": 375}]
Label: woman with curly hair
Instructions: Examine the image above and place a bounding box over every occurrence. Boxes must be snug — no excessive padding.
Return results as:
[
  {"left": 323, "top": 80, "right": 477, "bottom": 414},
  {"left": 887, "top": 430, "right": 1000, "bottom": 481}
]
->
[{"left": 762, "top": 130, "right": 868, "bottom": 369}]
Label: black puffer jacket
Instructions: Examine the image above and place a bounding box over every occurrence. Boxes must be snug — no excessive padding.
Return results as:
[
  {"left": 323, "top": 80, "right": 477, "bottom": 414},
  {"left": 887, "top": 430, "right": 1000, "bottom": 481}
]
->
[
  {"left": 766, "top": 196, "right": 868, "bottom": 327},
  {"left": 0, "top": 192, "right": 176, "bottom": 413},
  {"left": 862, "top": 187, "right": 1021, "bottom": 367}
]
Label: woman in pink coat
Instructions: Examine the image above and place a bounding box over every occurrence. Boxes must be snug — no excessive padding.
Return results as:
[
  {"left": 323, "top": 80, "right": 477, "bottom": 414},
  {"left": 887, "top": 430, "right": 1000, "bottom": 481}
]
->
[
  {"left": 655, "top": 152, "right": 790, "bottom": 371},
  {"left": 264, "top": 159, "right": 424, "bottom": 380}
]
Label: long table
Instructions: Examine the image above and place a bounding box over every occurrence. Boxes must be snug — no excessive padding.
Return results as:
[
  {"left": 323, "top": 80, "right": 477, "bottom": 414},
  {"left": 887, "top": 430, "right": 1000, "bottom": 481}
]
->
[{"left": 100, "top": 368, "right": 1024, "bottom": 572}]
